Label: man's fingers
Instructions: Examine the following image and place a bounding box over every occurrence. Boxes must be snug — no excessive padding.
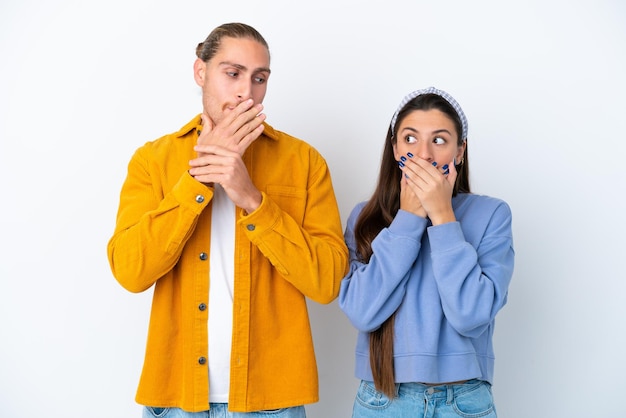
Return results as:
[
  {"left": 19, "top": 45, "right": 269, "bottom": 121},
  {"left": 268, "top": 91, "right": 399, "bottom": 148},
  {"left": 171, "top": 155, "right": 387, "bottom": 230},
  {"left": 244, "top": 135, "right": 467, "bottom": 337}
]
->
[
  {"left": 200, "top": 113, "right": 213, "bottom": 133},
  {"left": 191, "top": 144, "right": 239, "bottom": 164},
  {"left": 226, "top": 100, "right": 263, "bottom": 131},
  {"left": 232, "top": 104, "right": 265, "bottom": 134}
]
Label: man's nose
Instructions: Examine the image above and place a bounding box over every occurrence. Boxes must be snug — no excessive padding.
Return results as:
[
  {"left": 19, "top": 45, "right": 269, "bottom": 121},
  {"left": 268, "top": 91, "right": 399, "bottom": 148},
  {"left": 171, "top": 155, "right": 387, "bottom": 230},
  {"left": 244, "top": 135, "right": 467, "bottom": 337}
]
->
[{"left": 236, "top": 80, "right": 253, "bottom": 101}]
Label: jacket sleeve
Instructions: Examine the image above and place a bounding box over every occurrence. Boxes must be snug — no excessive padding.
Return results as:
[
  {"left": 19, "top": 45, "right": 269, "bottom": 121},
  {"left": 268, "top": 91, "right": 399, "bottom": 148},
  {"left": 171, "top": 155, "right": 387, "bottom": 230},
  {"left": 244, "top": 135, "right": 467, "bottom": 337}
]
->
[
  {"left": 338, "top": 206, "right": 429, "bottom": 332},
  {"left": 429, "top": 201, "right": 515, "bottom": 338},
  {"left": 107, "top": 147, "right": 212, "bottom": 293},
  {"left": 237, "top": 154, "right": 349, "bottom": 304}
]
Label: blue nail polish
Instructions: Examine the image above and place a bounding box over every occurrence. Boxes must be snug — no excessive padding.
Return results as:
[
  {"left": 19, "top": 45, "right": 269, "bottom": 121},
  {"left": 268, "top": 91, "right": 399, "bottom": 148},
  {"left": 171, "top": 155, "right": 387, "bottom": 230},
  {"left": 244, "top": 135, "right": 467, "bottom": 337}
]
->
[
  {"left": 398, "top": 161, "right": 405, "bottom": 167},
  {"left": 443, "top": 169, "right": 450, "bottom": 175},
  {"left": 400, "top": 156, "right": 407, "bottom": 162},
  {"left": 407, "top": 153, "right": 414, "bottom": 158},
  {"left": 442, "top": 164, "right": 449, "bottom": 170},
  {"left": 432, "top": 161, "right": 438, "bottom": 167},
  {"left": 404, "top": 173, "right": 409, "bottom": 178}
]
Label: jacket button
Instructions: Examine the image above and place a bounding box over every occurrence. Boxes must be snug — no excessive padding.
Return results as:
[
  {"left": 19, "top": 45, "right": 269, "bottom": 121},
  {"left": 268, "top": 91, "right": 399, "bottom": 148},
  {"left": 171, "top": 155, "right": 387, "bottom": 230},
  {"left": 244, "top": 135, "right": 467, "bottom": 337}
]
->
[
  {"left": 199, "top": 252, "right": 207, "bottom": 260},
  {"left": 246, "top": 224, "right": 255, "bottom": 231},
  {"left": 198, "top": 356, "right": 206, "bottom": 365},
  {"left": 198, "top": 303, "right": 207, "bottom": 311},
  {"left": 195, "top": 195, "right": 205, "bottom": 203}
]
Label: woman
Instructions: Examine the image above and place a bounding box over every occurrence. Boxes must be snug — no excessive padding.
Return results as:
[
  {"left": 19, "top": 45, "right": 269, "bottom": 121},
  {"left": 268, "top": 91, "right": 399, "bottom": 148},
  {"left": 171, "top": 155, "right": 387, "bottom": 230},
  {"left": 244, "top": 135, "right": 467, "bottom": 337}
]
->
[{"left": 339, "top": 87, "right": 514, "bottom": 417}]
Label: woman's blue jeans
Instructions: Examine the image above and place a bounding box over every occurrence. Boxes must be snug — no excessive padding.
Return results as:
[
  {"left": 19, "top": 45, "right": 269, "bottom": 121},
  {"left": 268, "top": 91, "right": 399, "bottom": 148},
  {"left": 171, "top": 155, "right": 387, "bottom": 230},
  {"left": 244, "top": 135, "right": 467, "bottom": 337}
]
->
[{"left": 351, "top": 379, "right": 497, "bottom": 418}]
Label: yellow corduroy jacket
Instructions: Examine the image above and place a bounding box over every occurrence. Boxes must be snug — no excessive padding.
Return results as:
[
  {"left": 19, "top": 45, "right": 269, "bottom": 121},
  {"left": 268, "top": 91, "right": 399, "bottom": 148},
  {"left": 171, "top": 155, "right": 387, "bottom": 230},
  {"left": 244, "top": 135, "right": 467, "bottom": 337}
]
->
[{"left": 107, "top": 115, "right": 349, "bottom": 412}]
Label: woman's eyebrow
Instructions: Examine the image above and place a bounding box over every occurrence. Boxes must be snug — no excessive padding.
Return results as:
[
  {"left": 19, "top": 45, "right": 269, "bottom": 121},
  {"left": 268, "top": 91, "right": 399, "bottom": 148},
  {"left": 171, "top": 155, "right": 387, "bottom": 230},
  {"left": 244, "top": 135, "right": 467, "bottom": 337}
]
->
[{"left": 401, "top": 127, "right": 452, "bottom": 135}]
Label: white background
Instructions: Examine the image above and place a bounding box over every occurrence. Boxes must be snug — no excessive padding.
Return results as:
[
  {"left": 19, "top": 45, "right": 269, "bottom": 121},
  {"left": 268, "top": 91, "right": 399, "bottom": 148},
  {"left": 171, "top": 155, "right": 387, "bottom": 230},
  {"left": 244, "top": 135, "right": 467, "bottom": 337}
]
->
[{"left": 1, "top": 1, "right": 625, "bottom": 417}]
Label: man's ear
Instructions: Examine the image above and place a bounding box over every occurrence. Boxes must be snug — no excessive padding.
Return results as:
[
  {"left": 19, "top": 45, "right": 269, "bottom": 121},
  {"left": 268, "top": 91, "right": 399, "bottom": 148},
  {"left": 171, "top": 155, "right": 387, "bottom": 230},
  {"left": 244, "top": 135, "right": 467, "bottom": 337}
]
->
[{"left": 193, "top": 58, "right": 206, "bottom": 87}]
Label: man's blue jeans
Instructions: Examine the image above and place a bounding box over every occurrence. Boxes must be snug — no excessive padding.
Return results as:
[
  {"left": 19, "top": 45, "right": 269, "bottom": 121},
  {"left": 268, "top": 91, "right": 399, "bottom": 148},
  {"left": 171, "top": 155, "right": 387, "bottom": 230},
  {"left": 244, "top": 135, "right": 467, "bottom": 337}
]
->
[{"left": 142, "top": 404, "right": 306, "bottom": 418}]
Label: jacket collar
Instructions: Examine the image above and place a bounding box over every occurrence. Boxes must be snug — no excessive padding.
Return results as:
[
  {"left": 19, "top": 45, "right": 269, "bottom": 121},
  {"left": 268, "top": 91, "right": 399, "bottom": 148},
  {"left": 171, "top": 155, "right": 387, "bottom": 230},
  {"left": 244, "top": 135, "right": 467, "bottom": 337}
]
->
[{"left": 175, "top": 114, "right": 278, "bottom": 141}]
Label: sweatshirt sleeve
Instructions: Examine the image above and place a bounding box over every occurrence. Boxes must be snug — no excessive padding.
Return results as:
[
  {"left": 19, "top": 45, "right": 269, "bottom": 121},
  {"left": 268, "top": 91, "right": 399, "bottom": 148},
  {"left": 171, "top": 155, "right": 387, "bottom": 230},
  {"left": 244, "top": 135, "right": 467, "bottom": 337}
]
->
[
  {"left": 107, "top": 147, "right": 212, "bottom": 293},
  {"left": 237, "top": 154, "right": 349, "bottom": 304},
  {"left": 428, "top": 200, "right": 515, "bottom": 338},
  {"left": 338, "top": 205, "right": 429, "bottom": 332}
]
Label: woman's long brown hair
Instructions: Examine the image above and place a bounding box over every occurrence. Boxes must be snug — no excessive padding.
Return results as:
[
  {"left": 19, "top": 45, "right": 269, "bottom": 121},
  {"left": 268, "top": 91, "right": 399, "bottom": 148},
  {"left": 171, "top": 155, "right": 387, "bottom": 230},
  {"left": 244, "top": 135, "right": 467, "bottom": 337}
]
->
[{"left": 354, "top": 94, "right": 470, "bottom": 398}]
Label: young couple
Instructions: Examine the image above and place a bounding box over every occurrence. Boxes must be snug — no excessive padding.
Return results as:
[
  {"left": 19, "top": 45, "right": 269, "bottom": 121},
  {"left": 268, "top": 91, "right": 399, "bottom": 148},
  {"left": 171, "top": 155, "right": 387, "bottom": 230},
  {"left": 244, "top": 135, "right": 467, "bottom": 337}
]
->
[{"left": 107, "top": 22, "right": 514, "bottom": 418}]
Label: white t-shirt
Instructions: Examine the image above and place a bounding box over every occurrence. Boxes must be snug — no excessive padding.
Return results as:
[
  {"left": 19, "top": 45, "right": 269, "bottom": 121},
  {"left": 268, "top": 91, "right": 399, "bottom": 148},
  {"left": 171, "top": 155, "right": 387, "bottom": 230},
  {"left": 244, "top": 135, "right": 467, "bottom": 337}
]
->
[{"left": 207, "top": 184, "right": 235, "bottom": 402}]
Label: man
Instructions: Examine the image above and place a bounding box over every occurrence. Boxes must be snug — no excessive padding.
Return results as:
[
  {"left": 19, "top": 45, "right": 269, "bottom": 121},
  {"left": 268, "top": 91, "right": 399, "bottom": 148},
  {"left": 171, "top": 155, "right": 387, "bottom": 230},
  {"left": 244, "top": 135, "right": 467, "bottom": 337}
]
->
[{"left": 107, "top": 22, "right": 348, "bottom": 417}]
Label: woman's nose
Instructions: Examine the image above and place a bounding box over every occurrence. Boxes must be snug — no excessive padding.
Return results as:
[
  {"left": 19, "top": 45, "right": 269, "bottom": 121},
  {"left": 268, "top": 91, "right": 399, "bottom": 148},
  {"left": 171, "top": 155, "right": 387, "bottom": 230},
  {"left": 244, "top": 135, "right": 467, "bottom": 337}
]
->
[{"left": 415, "top": 142, "right": 433, "bottom": 162}]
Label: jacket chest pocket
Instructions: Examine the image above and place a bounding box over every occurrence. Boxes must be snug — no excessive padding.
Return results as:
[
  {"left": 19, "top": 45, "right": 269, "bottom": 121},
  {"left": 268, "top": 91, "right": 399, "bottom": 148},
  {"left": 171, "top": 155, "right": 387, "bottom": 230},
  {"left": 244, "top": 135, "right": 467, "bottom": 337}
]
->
[{"left": 266, "top": 185, "right": 307, "bottom": 225}]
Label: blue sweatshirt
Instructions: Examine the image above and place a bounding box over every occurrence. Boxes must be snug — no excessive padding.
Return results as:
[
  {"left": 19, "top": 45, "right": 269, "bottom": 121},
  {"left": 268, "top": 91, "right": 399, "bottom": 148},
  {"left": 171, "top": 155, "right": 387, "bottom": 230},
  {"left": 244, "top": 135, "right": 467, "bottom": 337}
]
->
[{"left": 338, "top": 193, "right": 514, "bottom": 384}]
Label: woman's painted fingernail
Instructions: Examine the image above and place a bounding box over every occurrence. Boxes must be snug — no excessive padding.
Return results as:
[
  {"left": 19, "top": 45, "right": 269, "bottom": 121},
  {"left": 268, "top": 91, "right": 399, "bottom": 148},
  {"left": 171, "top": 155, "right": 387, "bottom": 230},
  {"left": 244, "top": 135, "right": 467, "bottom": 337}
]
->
[
  {"left": 442, "top": 164, "right": 449, "bottom": 170},
  {"left": 400, "top": 156, "right": 407, "bottom": 162},
  {"left": 404, "top": 173, "right": 409, "bottom": 178},
  {"left": 407, "top": 152, "right": 414, "bottom": 158},
  {"left": 398, "top": 161, "right": 405, "bottom": 167},
  {"left": 432, "top": 161, "right": 438, "bottom": 167},
  {"left": 443, "top": 169, "right": 450, "bottom": 175}
]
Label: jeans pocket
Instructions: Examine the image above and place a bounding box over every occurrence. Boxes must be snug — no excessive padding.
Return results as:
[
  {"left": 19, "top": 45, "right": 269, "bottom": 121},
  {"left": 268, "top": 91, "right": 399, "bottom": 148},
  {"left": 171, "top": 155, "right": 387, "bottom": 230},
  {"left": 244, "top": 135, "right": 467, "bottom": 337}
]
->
[
  {"left": 354, "top": 380, "right": 392, "bottom": 410},
  {"left": 143, "top": 406, "right": 169, "bottom": 417},
  {"left": 252, "top": 406, "right": 305, "bottom": 417},
  {"left": 452, "top": 382, "right": 496, "bottom": 417}
]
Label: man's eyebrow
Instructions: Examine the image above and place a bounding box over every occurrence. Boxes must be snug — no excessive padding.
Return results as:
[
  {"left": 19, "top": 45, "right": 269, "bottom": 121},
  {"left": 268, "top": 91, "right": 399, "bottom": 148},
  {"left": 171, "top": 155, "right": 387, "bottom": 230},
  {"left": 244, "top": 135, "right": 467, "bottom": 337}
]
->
[{"left": 219, "top": 61, "right": 271, "bottom": 74}]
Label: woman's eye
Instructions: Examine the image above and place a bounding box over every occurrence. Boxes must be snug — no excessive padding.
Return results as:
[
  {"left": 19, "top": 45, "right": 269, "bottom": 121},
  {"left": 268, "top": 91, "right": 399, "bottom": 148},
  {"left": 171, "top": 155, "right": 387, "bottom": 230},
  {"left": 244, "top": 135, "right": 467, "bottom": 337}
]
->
[
  {"left": 405, "top": 135, "right": 417, "bottom": 144},
  {"left": 433, "top": 136, "right": 445, "bottom": 145}
]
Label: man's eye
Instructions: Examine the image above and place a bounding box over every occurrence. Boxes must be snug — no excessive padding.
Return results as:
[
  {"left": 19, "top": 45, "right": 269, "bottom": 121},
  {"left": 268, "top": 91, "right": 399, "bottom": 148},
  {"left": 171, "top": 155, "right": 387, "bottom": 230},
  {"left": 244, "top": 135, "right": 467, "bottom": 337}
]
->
[
  {"left": 227, "top": 71, "right": 238, "bottom": 78},
  {"left": 433, "top": 136, "right": 445, "bottom": 145},
  {"left": 254, "top": 76, "right": 267, "bottom": 84},
  {"left": 405, "top": 135, "right": 417, "bottom": 144}
]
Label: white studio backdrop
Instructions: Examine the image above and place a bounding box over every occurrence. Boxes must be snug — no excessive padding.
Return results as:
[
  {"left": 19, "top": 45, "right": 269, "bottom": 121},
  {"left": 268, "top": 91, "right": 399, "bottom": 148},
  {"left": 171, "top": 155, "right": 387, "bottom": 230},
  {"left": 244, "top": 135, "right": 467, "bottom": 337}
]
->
[{"left": 1, "top": 1, "right": 625, "bottom": 417}]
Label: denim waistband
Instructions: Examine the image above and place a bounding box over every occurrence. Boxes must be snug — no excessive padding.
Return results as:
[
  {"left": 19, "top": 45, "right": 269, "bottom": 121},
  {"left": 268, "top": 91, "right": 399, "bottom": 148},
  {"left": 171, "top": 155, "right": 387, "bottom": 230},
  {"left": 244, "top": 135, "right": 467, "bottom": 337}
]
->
[{"left": 396, "top": 379, "right": 483, "bottom": 401}]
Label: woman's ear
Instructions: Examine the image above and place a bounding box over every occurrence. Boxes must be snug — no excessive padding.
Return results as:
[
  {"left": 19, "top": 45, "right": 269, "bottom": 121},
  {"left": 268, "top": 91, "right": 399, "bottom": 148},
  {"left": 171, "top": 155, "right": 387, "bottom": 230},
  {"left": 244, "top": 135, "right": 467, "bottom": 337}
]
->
[{"left": 456, "top": 141, "right": 467, "bottom": 163}]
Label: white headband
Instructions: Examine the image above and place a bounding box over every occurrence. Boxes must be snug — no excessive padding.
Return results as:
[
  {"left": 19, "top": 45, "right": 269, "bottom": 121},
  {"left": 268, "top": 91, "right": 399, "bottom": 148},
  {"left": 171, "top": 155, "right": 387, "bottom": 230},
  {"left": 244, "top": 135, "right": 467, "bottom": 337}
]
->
[{"left": 390, "top": 86, "right": 468, "bottom": 141}]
